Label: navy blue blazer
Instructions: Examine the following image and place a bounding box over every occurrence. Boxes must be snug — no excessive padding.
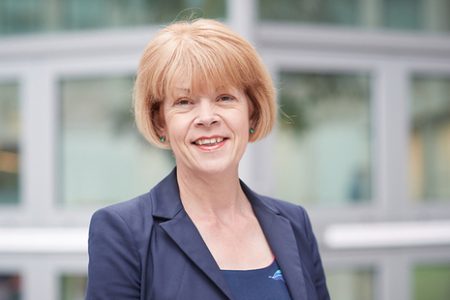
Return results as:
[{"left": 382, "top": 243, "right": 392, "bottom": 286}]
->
[{"left": 86, "top": 169, "right": 330, "bottom": 300}]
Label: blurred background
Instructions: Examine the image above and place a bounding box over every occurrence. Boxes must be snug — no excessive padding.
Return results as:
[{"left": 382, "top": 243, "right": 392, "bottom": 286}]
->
[{"left": 0, "top": 0, "right": 450, "bottom": 299}]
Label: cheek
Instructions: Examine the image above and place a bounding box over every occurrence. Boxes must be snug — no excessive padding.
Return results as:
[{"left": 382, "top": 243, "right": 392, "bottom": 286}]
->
[
  {"left": 227, "top": 114, "right": 250, "bottom": 137},
  {"left": 240, "top": 107, "right": 252, "bottom": 126},
  {"left": 165, "top": 115, "right": 190, "bottom": 141}
]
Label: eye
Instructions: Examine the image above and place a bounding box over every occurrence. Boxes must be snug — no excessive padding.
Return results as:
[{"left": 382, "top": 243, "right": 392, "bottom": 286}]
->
[
  {"left": 175, "top": 98, "right": 192, "bottom": 106},
  {"left": 217, "top": 94, "right": 235, "bottom": 102}
]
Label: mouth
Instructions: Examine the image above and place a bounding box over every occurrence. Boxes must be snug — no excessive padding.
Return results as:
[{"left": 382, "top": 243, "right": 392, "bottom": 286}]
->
[
  {"left": 192, "top": 137, "right": 225, "bottom": 145},
  {"left": 191, "top": 136, "right": 228, "bottom": 150}
]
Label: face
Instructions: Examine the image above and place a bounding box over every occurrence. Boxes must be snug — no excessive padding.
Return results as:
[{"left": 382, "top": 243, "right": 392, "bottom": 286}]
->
[{"left": 160, "top": 82, "right": 252, "bottom": 176}]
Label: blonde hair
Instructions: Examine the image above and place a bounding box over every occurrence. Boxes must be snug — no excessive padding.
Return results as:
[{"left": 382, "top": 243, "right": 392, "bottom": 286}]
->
[{"left": 134, "top": 18, "right": 276, "bottom": 148}]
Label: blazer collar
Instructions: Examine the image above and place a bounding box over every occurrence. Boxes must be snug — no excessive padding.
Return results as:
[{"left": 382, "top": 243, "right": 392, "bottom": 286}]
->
[
  {"left": 150, "top": 169, "right": 307, "bottom": 300},
  {"left": 150, "top": 169, "right": 234, "bottom": 299}
]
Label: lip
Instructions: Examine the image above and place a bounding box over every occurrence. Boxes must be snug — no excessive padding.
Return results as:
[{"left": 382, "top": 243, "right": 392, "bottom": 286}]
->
[{"left": 191, "top": 135, "right": 228, "bottom": 152}]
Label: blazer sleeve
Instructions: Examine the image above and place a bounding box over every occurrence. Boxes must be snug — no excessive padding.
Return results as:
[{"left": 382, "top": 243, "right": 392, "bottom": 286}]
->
[
  {"left": 86, "top": 208, "right": 141, "bottom": 300},
  {"left": 301, "top": 208, "right": 330, "bottom": 300}
]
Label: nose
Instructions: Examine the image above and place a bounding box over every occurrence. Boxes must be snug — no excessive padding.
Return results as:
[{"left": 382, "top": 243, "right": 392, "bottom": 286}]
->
[{"left": 194, "top": 101, "right": 219, "bottom": 127}]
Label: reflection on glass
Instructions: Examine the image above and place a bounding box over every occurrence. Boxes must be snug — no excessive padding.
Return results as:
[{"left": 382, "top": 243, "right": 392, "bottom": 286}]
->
[
  {"left": 326, "top": 268, "right": 374, "bottom": 300},
  {"left": 0, "top": 0, "right": 226, "bottom": 36},
  {"left": 276, "top": 72, "right": 371, "bottom": 206},
  {"left": 60, "top": 76, "right": 174, "bottom": 206},
  {"left": 0, "top": 274, "right": 21, "bottom": 300},
  {"left": 414, "top": 264, "right": 450, "bottom": 300},
  {"left": 410, "top": 76, "right": 450, "bottom": 201},
  {"left": 60, "top": 274, "right": 86, "bottom": 300},
  {"left": 259, "top": 0, "right": 450, "bottom": 32},
  {"left": 260, "top": 0, "right": 360, "bottom": 26},
  {"left": 0, "top": 82, "right": 20, "bottom": 205},
  {"left": 383, "top": 0, "right": 421, "bottom": 30}
]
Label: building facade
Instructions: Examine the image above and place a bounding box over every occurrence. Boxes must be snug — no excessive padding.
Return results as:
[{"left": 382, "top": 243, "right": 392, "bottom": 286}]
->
[{"left": 1, "top": 0, "right": 450, "bottom": 299}]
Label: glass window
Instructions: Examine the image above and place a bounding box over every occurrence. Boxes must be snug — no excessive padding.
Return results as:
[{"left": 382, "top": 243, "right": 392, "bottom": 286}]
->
[
  {"left": 0, "top": 0, "right": 226, "bottom": 36},
  {"left": 409, "top": 75, "right": 450, "bottom": 201},
  {"left": 260, "top": 0, "right": 361, "bottom": 26},
  {"left": 414, "top": 263, "right": 450, "bottom": 300},
  {"left": 0, "top": 274, "right": 21, "bottom": 300},
  {"left": 326, "top": 267, "right": 375, "bottom": 300},
  {"left": 0, "top": 82, "right": 20, "bottom": 205},
  {"left": 59, "top": 76, "right": 174, "bottom": 206},
  {"left": 60, "top": 274, "right": 86, "bottom": 300},
  {"left": 276, "top": 72, "right": 372, "bottom": 206},
  {"left": 259, "top": 0, "right": 450, "bottom": 33},
  {"left": 382, "top": 0, "right": 422, "bottom": 30}
]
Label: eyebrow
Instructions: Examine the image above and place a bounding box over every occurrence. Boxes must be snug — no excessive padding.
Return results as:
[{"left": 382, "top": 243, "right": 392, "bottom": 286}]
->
[{"left": 174, "top": 87, "right": 190, "bottom": 92}]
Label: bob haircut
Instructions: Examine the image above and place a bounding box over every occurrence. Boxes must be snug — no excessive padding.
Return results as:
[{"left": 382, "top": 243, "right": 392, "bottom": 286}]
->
[{"left": 134, "top": 18, "right": 276, "bottom": 149}]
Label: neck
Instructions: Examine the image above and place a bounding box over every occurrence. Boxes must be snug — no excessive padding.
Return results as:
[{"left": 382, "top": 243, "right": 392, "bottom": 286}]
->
[{"left": 176, "top": 165, "right": 251, "bottom": 222}]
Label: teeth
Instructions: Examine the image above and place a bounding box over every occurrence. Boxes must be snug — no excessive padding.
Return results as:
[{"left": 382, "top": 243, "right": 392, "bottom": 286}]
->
[{"left": 195, "top": 137, "right": 224, "bottom": 145}]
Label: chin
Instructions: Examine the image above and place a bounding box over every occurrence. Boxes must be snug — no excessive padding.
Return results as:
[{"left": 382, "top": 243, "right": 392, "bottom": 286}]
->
[{"left": 192, "top": 160, "right": 238, "bottom": 176}]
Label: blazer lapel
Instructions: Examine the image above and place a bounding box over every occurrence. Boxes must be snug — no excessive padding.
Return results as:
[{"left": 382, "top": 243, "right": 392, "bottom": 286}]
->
[
  {"left": 151, "top": 169, "right": 234, "bottom": 299},
  {"left": 242, "top": 182, "right": 308, "bottom": 300},
  {"left": 159, "top": 213, "right": 234, "bottom": 299},
  {"left": 151, "top": 169, "right": 307, "bottom": 300}
]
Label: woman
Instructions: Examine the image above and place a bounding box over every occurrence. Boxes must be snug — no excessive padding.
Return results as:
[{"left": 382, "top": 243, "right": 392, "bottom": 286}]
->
[{"left": 86, "top": 19, "right": 329, "bottom": 300}]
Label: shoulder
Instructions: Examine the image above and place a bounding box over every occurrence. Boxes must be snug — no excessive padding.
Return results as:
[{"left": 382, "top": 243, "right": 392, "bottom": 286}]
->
[
  {"left": 88, "top": 191, "right": 155, "bottom": 249},
  {"left": 248, "top": 185, "right": 308, "bottom": 222},
  {"left": 91, "top": 192, "right": 152, "bottom": 226},
  {"left": 241, "top": 180, "right": 312, "bottom": 230},
  {"left": 89, "top": 168, "right": 178, "bottom": 237},
  {"left": 94, "top": 192, "right": 151, "bottom": 217},
  {"left": 254, "top": 192, "right": 310, "bottom": 224},
  {"left": 87, "top": 196, "right": 151, "bottom": 298},
  {"left": 261, "top": 194, "right": 306, "bottom": 215},
  {"left": 250, "top": 191, "right": 316, "bottom": 241},
  {"left": 241, "top": 179, "right": 304, "bottom": 214}
]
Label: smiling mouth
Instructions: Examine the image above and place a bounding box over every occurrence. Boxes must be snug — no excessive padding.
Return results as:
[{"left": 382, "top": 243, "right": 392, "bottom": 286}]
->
[{"left": 192, "top": 137, "right": 227, "bottom": 146}]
